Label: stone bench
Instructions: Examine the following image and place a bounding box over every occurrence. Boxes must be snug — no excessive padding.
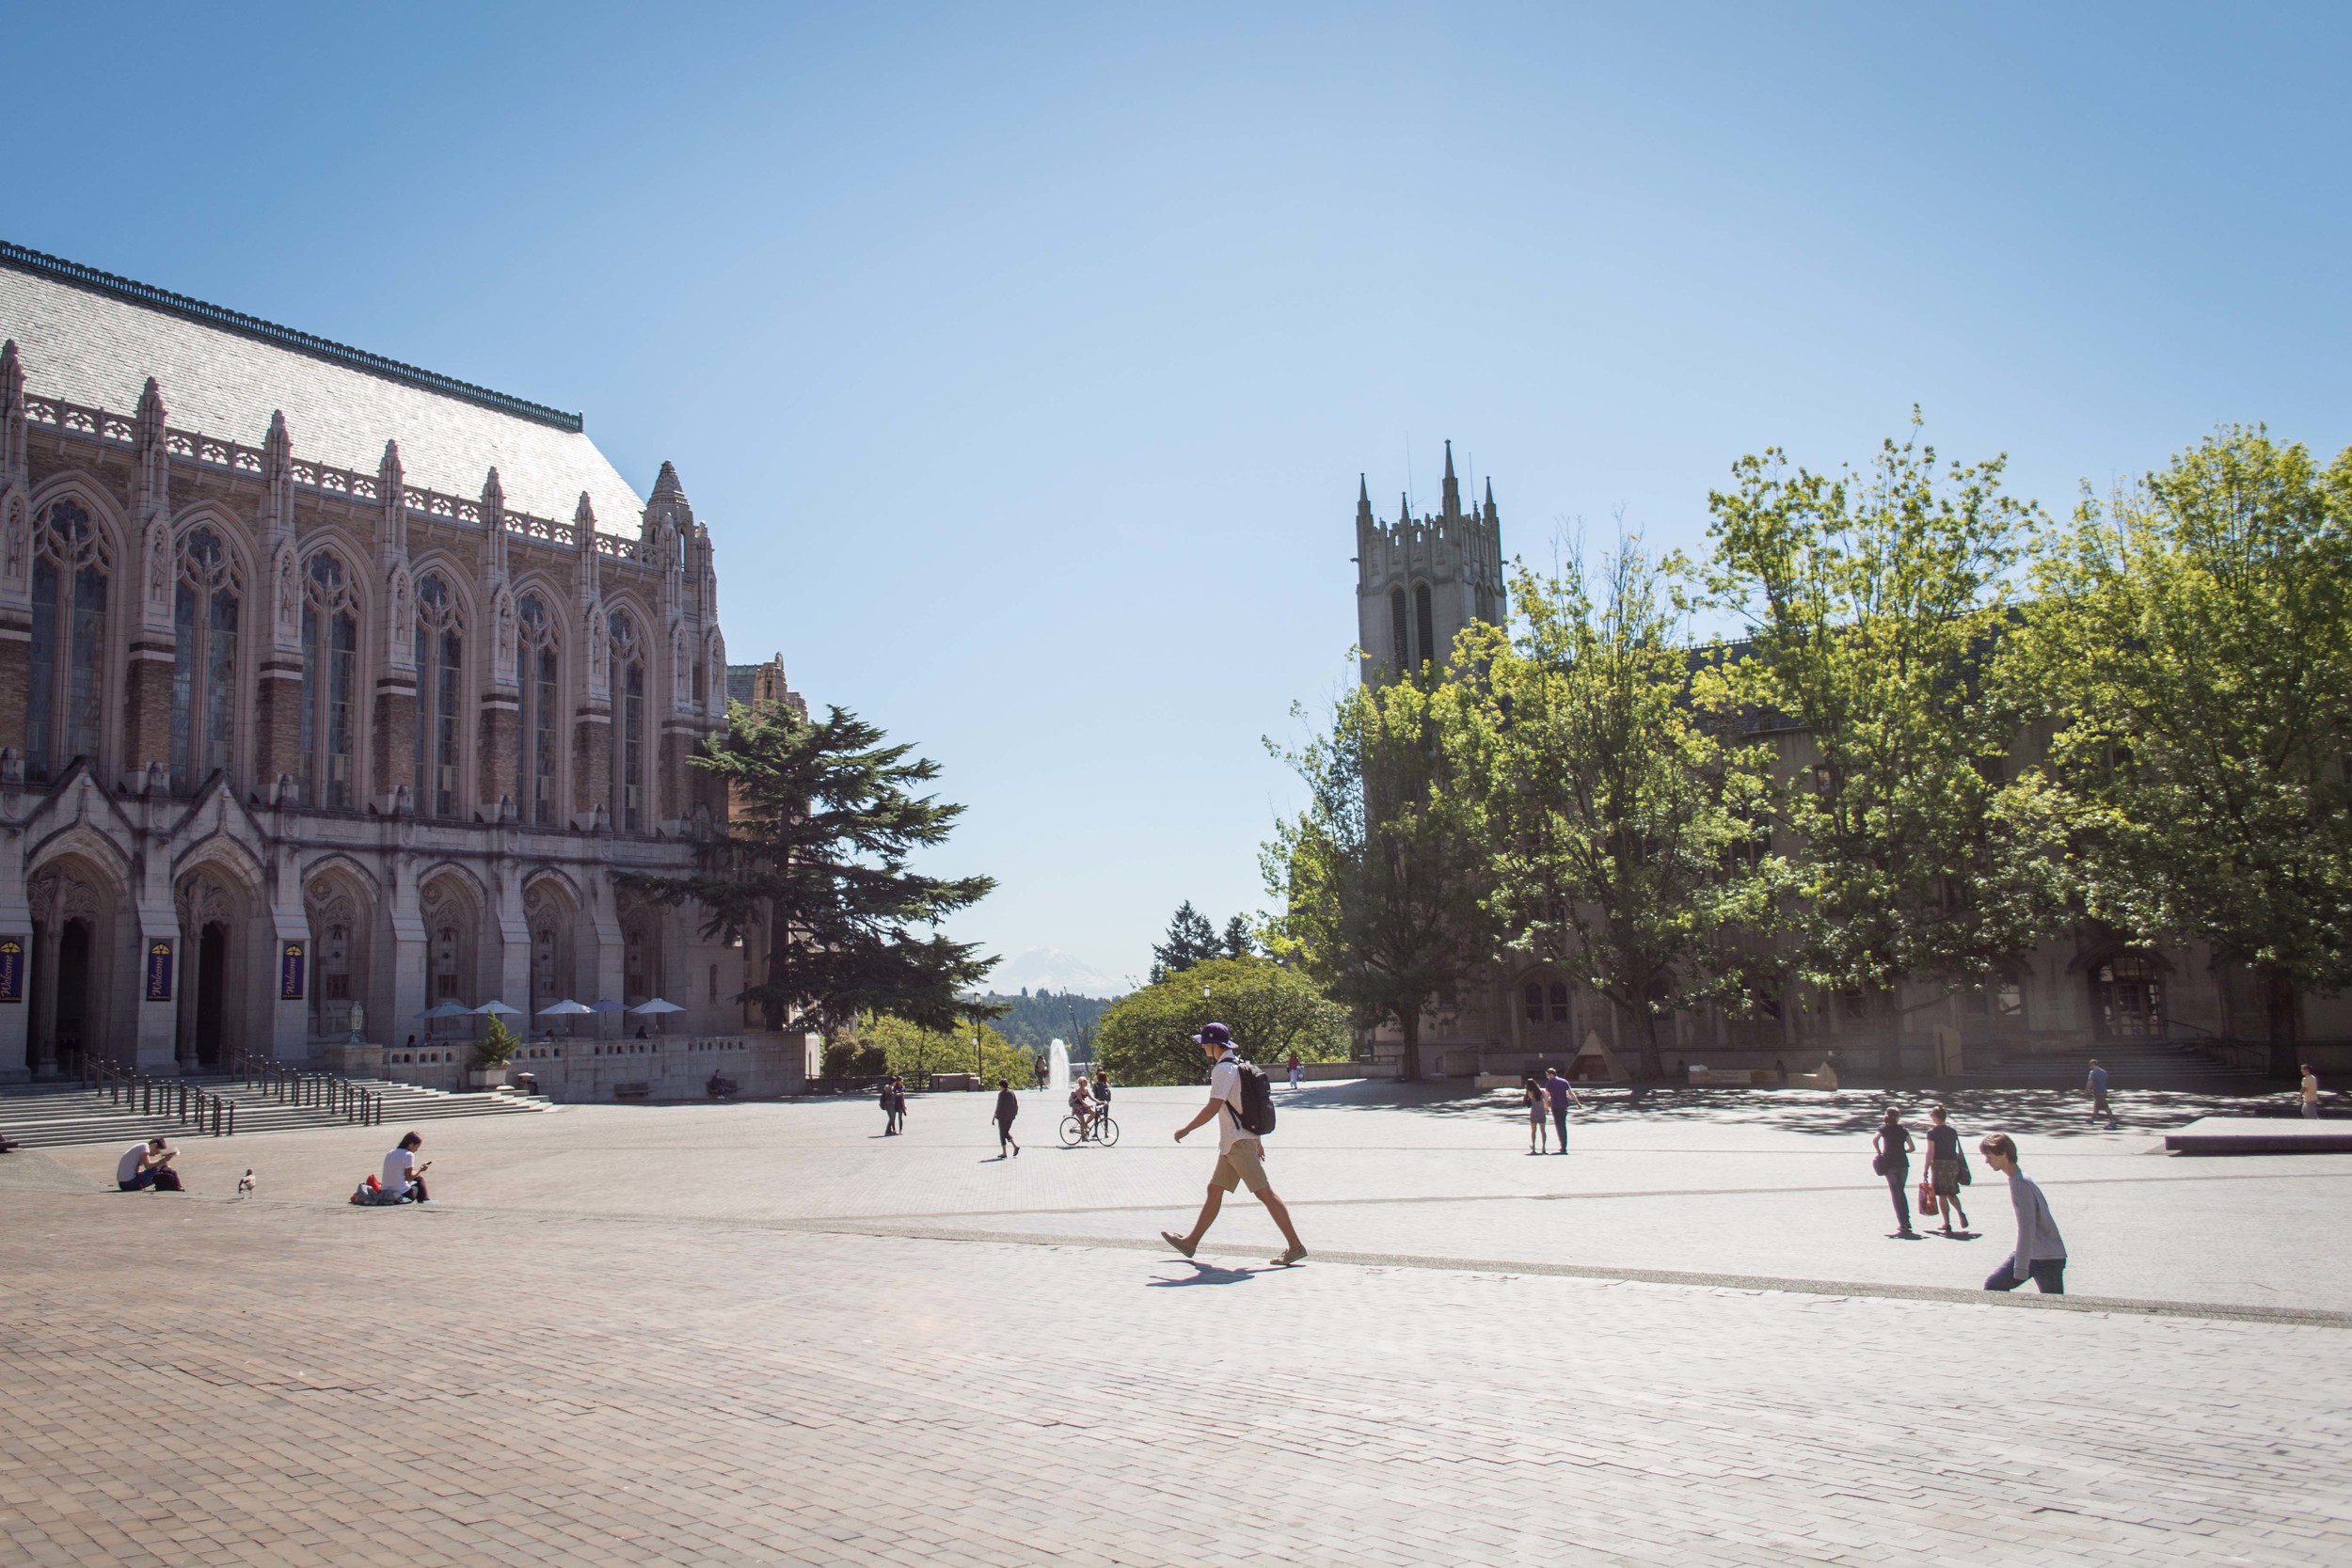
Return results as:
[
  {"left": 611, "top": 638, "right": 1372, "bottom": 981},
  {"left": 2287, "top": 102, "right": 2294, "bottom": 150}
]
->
[{"left": 612, "top": 1082, "right": 651, "bottom": 1101}]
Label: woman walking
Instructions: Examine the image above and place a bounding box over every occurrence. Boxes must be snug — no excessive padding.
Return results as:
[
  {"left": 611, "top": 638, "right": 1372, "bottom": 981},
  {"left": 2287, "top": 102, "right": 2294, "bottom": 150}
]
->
[
  {"left": 1872, "top": 1105, "right": 1916, "bottom": 1237},
  {"left": 1924, "top": 1104, "right": 1970, "bottom": 1234},
  {"left": 993, "top": 1078, "right": 1021, "bottom": 1158},
  {"left": 1523, "top": 1075, "right": 1549, "bottom": 1154}
]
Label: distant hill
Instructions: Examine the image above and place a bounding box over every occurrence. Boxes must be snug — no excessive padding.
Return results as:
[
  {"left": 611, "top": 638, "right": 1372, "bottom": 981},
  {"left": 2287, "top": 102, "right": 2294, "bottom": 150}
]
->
[{"left": 975, "top": 989, "right": 1116, "bottom": 1053}]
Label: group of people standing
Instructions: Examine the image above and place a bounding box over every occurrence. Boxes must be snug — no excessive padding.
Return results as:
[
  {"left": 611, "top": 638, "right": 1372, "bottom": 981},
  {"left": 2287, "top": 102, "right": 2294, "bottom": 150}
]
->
[{"left": 1872, "top": 1105, "right": 2065, "bottom": 1294}]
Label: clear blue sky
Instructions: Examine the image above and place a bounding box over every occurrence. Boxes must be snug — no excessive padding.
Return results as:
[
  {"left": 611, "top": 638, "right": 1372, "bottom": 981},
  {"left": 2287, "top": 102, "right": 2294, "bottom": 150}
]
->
[{"left": 10, "top": 4, "right": 2349, "bottom": 992}]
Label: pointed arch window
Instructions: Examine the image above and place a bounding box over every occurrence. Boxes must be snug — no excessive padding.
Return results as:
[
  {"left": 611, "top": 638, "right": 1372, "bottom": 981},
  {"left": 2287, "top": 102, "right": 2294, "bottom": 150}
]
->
[
  {"left": 413, "top": 574, "right": 464, "bottom": 817},
  {"left": 1389, "top": 587, "right": 1408, "bottom": 670},
  {"left": 26, "top": 499, "right": 110, "bottom": 783},
  {"left": 299, "top": 552, "right": 359, "bottom": 808},
  {"left": 1414, "top": 582, "right": 1435, "bottom": 668},
  {"left": 610, "top": 610, "right": 645, "bottom": 832},
  {"left": 169, "top": 527, "right": 240, "bottom": 793},
  {"left": 516, "top": 593, "right": 560, "bottom": 827}
]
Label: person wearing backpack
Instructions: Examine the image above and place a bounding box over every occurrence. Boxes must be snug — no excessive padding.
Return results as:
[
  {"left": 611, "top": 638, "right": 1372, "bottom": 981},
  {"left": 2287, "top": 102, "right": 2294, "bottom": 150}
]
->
[{"left": 1161, "top": 1022, "right": 1308, "bottom": 1267}]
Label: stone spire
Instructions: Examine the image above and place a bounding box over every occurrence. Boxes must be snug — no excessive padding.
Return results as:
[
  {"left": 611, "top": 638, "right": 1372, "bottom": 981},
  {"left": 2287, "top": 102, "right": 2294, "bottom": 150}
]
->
[
  {"left": 377, "top": 440, "right": 407, "bottom": 559},
  {"left": 480, "top": 467, "right": 508, "bottom": 578},
  {"left": 1356, "top": 474, "right": 1374, "bottom": 530},
  {"left": 133, "top": 377, "right": 169, "bottom": 526},
  {"left": 574, "top": 492, "right": 601, "bottom": 602},
  {"left": 262, "top": 411, "right": 295, "bottom": 542},
  {"left": 1399, "top": 490, "right": 1413, "bottom": 529},
  {"left": 1484, "top": 476, "right": 1497, "bottom": 527},
  {"left": 1441, "top": 439, "right": 1460, "bottom": 522},
  {"left": 0, "top": 341, "right": 24, "bottom": 487}
]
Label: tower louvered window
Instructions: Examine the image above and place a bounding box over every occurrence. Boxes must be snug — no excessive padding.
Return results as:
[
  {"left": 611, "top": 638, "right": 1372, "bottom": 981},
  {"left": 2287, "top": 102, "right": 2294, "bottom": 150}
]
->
[
  {"left": 1414, "top": 583, "right": 1434, "bottom": 667},
  {"left": 1390, "top": 587, "right": 1408, "bottom": 669}
]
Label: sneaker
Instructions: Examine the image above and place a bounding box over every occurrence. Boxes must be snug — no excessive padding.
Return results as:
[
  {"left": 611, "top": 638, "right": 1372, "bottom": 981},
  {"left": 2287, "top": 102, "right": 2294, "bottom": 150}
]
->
[
  {"left": 1271, "top": 1244, "right": 1308, "bottom": 1267},
  {"left": 1160, "top": 1230, "right": 1197, "bottom": 1259}
]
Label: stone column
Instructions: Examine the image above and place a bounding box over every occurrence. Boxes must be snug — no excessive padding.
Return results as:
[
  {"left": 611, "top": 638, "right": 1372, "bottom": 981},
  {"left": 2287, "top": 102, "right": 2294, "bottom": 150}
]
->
[
  {"left": 478, "top": 694, "right": 518, "bottom": 819},
  {"left": 373, "top": 675, "right": 418, "bottom": 808},
  {"left": 574, "top": 710, "right": 612, "bottom": 827}
]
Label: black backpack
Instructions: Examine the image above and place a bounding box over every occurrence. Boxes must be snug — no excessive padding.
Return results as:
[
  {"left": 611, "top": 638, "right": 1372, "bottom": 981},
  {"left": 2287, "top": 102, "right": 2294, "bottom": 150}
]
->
[{"left": 1223, "top": 1057, "right": 1278, "bottom": 1136}]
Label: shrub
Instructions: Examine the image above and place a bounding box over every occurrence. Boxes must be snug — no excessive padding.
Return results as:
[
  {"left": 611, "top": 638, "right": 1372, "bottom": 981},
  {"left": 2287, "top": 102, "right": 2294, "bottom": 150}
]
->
[{"left": 1094, "top": 956, "right": 1348, "bottom": 1085}]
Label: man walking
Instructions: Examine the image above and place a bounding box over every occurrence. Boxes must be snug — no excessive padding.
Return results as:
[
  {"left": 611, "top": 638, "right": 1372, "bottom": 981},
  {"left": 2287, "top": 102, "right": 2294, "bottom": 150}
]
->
[
  {"left": 2086, "top": 1058, "right": 2118, "bottom": 1128},
  {"left": 2301, "top": 1063, "right": 2321, "bottom": 1119},
  {"left": 1161, "top": 1022, "right": 1308, "bottom": 1268},
  {"left": 1542, "top": 1066, "right": 1585, "bottom": 1153},
  {"left": 1978, "top": 1132, "right": 2065, "bottom": 1293},
  {"left": 993, "top": 1078, "right": 1021, "bottom": 1157}
]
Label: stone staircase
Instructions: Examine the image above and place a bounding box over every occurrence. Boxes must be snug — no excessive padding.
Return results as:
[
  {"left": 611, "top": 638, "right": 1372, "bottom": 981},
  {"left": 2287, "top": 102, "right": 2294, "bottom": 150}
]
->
[
  {"left": 0, "top": 1075, "right": 550, "bottom": 1150},
  {"left": 1951, "top": 1040, "right": 2270, "bottom": 1091}
]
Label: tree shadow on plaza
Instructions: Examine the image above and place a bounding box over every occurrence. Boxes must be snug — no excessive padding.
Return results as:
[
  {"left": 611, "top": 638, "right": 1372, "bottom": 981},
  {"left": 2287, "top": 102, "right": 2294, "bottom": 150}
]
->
[{"left": 1291, "top": 1078, "right": 2292, "bottom": 1140}]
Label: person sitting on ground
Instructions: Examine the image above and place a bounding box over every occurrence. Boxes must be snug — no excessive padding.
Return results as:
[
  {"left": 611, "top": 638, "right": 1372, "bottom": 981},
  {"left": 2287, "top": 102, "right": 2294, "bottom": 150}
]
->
[
  {"left": 1069, "top": 1074, "right": 1095, "bottom": 1137},
  {"left": 117, "top": 1136, "right": 182, "bottom": 1192},
  {"left": 382, "top": 1132, "right": 432, "bottom": 1203}
]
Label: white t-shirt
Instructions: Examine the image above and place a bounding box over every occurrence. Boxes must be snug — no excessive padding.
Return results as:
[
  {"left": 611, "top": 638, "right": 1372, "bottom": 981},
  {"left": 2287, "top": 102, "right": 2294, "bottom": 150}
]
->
[
  {"left": 1208, "top": 1053, "right": 1255, "bottom": 1153},
  {"left": 118, "top": 1143, "right": 150, "bottom": 1183},
  {"left": 382, "top": 1148, "right": 417, "bottom": 1191}
]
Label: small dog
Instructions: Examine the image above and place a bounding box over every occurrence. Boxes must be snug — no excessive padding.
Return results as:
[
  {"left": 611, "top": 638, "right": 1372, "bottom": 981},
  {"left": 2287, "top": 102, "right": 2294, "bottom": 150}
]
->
[{"left": 236, "top": 1168, "right": 256, "bottom": 1198}]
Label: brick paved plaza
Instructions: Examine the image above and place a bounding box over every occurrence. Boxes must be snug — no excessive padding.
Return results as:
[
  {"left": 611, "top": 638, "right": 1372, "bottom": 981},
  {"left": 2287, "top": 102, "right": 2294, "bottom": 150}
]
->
[{"left": 5, "top": 1083, "right": 2349, "bottom": 1565}]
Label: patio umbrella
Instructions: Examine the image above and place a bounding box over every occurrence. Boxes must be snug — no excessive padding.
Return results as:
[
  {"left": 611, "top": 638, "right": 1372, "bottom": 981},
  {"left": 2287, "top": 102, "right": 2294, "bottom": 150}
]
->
[
  {"left": 534, "top": 998, "right": 593, "bottom": 1039},
  {"left": 417, "top": 998, "right": 470, "bottom": 1040},
  {"left": 469, "top": 1000, "right": 524, "bottom": 1017},
  {"left": 627, "top": 997, "right": 686, "bottom": 1036}
]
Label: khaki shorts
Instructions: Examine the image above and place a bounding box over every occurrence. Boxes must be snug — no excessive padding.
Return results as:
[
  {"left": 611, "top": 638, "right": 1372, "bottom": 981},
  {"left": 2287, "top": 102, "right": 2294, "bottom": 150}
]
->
[{"left": 1211, "top": 1138, "right": 1273, "bottom": 1197}]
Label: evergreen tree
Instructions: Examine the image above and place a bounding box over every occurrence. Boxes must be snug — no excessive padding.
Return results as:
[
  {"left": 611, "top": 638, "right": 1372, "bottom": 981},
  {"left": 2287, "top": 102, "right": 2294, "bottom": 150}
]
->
[
  {"left": 1150, "top": 901, "right": 1223, "bottom": 982},
  {"left": 1220, "top": 914, "right": 1256, "bottom": 960},
  {"left": 625, "top": 701, "right": 997, "bottom": 1035}
]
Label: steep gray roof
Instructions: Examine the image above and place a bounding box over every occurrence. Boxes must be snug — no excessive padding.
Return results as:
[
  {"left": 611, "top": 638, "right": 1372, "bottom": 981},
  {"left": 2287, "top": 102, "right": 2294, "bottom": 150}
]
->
[{"left": 0, "top": 244, "right": 646, "bottom": 531}]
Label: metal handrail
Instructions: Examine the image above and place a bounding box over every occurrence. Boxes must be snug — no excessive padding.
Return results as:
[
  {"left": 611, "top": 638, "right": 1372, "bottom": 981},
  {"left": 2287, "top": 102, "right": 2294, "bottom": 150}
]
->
[{"left": 231, "top": 1050, "right": 382, "bottom": 1126}]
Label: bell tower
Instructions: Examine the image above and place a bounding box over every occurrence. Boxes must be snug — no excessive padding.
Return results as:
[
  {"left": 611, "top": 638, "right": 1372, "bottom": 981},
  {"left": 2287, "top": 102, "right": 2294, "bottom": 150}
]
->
[{"left": 1354, "top": 440, "right": 1504, "bottom": 682}]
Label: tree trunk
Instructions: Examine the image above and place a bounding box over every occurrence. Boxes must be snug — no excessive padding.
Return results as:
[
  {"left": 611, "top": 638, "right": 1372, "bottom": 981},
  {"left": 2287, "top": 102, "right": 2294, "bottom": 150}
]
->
[
  {"left": 1636, "top": 1007, "right": 1664, "bottom": 1085},
  {"left": 1399, "top": 1009, "right": 1422, "bottom": 1082},
  {"left": 2263, "top": 962, "right": 2298, "bottom": 1081}
]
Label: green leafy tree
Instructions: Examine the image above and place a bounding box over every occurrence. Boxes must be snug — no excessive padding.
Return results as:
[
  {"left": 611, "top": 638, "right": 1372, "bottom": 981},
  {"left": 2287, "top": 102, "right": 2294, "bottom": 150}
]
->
[
  {"left": 1453, "top": 543, "right": 1779, "bottom": 1081},
  {"left": 1263, "top": 666, "right": 1496, "bottom": 1081},
  {"left": 626, "top": 702, "right": 996, "bottom": 1035},
  {"left": 1150, "top": 902, "right": 1223, "bottom": 982},
  {"left": 2025, "top": 428, "right": 2352, "bottom": 1075},
  {"left": 1705, "top": 420, "right": 2072, "bottom": 1033},
  {"left": 1094, "top": 956, "right": 1349, "bottom": 1085},
  {"left": 850, "top": 1011, "right": 1034, "bottom": 1085}
]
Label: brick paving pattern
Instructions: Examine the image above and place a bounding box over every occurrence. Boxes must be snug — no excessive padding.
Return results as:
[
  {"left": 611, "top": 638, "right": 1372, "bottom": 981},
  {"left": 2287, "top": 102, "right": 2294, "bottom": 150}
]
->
[
  {"left": 5, "top": 1189, "right": 2348, "bottom": 1564},
  {"left": 5, "top": 1086, "right": 2349, "bottom": 1564}
]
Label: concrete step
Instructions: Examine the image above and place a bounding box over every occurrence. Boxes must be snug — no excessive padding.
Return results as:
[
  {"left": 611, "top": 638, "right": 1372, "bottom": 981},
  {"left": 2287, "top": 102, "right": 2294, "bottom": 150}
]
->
[{"left": 0, "top": 1077, "right": 548, "bottom": 1149}]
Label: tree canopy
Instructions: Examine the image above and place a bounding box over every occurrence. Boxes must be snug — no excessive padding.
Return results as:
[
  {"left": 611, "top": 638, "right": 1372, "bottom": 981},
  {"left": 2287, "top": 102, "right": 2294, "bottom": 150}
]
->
[
  {"left": 1263, "top": 665, "right": 1494, "bottom": 1080},
  {"left": 1095, "top": 956, "right": 1349, "bottom": 1085},
  {"left": 625, "top": 700, "right": 996, "bottom": 1035},
  {"left": 2024, "top": 427, "right": 2352, "bottom": 1072}
]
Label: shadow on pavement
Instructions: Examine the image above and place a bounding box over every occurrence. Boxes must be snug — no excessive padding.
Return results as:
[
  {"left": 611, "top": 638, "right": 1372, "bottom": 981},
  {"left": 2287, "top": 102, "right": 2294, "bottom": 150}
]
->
[{"left": 1147, "top": 1261, "right": 1257, "bottom": 1287}]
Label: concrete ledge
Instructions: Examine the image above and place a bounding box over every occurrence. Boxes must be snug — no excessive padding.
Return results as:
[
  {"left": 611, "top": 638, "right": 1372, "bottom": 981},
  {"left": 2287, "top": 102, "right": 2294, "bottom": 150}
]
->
[{"left": 2165, "top": 1117, "right": 2352, "bottom": 1155}]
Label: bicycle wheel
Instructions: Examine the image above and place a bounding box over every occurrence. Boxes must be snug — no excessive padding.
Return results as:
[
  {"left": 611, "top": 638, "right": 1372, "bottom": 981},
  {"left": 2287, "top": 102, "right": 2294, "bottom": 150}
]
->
[
  {"left": 1094, "top": 1116, "right": 1120, "bottom": 1147},
  {"left": 1059, "top": 1115, "right": 1083, "bottom": 1147}
]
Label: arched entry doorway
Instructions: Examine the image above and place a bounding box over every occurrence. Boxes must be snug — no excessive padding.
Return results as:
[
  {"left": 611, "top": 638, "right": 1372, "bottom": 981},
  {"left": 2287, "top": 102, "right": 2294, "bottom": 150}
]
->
[
  {"left": 175, "top": 872, "right": 254, "bottom": 1072},
  {"left": 29, "top": 857, "right": 122, "bottom": 1074},
  {"left": 523, "top": 876, "right": 580, "bottom": 1026},
  {"left": 304, "top": 867, "right": 375, "bottom": 1045}
]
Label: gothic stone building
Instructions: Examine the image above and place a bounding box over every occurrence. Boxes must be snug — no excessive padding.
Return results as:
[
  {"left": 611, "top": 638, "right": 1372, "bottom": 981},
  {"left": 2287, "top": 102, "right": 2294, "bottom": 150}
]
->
[
  {"left": 0, "top": 243, "right": 761, "bottom": 1084},
  {"left": 1353, "top": 444, "right": 2344, "bottom": 1080}
]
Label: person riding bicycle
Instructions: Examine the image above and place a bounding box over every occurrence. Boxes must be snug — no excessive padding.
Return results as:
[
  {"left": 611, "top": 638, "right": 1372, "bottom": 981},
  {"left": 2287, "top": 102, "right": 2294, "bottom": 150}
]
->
[
  {"left": 1092, "top": 1069, "right": 1112, "bottom": 1117},
  {"left": 1069, "top": 1074, "right": 1095, "bottom": 1138}
]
